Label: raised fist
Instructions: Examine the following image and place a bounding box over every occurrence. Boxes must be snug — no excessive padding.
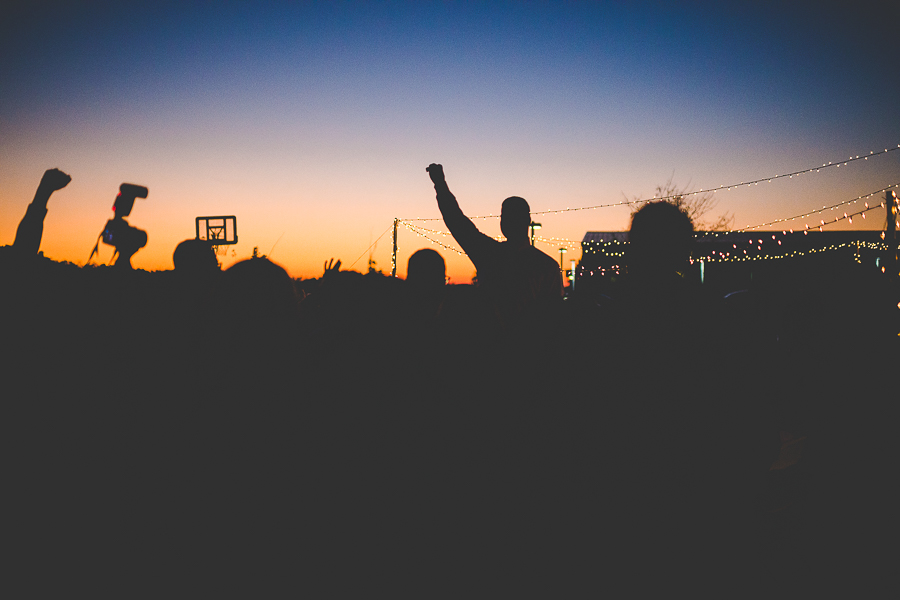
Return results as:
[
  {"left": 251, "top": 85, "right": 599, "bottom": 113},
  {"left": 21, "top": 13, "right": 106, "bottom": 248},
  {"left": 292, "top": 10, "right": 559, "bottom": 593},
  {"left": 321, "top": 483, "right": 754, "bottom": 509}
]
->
[
  {"left": 426, "top": 163, "right": 445, "bottom": 186},
  {"left": 39, "top": 168, "right": 71, "bottom": 192}
]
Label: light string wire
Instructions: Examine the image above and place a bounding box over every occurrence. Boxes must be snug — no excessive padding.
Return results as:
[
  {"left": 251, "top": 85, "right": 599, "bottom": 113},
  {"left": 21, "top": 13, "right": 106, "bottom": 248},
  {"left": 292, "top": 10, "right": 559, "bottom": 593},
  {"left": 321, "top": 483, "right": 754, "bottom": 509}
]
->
[
  {"left": 728, "top": 184, "right": 898, "bottom": 233},
  {"left": 401, "top": 198, "right": 637, "bottom": 222},
  {"left": 348, "top": 224, "right": 393, "bottom": 269},
  {"left": 400, "top": 144, "right": 900, "bottom": 222},
  {"left": 401, "top": 222, "right": 467, "bottom": 256},
  {"left": 400, "top": 187, "right": 895, "bottom": 249},
  {"left": 400, "top": 223, "right": 460, "bottom": 238},
  {"left": 635, "top": 145, "right": 900, "bottom": 201},
  {"left": 576, "top": 241, "right": 891, "bottom": 273},
  {"left": 696, "top": 240, "right": 891, "bottom": 264},
  {"left": 580, "top": 241, "right": 889, "bottom": 277},
  {"left": 403, "top": 218, "right": 896, "bottom": 265}
]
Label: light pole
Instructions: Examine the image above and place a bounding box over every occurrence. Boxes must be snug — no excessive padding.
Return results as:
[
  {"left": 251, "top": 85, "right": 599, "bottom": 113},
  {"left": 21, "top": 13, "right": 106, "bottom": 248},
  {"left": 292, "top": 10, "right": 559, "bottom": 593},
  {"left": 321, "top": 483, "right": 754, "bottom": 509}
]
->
[
  {"left": 559, "top": 247, "right": 567, "bottom": 274},
  {"left": 570, "top": 259, "right": 576, "bottom": 291},
  {"left": 530, "top": 221, "right": 541, "bottom": 246}
]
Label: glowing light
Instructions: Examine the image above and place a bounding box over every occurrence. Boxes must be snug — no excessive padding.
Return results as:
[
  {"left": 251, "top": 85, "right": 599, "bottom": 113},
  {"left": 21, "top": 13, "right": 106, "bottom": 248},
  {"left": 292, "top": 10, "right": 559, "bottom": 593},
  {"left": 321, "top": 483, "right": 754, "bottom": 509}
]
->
[{"left": 402, "top": 146, "right": 900, "bottom": 222}]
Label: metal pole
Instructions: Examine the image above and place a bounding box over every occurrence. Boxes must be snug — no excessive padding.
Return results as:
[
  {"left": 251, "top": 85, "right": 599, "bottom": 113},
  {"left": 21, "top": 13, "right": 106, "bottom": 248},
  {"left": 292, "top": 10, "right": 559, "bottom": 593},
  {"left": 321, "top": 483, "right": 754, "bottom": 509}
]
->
[
  {"left": 886, "top": 191, "right": 899, "bottom": 338},
  {"left": 391, "top": 219, "right": 398, "bottom": 277},
  {"left": 530, "top": 221, "right": 541, "bottom": 246},
  {"left": 888, "top": 191, "right": 898, "bottom": 280},
  {"left": 887, "top": 191, "right": 897, "bottom": 243}
]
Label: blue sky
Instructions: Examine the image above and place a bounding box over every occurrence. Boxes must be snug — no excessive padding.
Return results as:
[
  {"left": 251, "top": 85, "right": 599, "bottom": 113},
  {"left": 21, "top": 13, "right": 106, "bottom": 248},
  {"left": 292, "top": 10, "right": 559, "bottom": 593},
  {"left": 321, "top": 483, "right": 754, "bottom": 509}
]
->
[{"left": 2, "top": 1, "right": 898, "bottom": 279}]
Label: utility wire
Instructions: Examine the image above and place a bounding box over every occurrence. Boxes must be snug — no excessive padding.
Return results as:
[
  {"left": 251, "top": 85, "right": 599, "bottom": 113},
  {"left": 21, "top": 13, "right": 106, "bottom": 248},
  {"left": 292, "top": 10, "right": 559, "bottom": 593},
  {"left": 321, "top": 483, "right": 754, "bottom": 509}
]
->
[
  {"left": 401, "top": 144, "right": 900, "bottom": 222},
  {"left": 348, "top": 224, "right": 393, "bottom": 269}
]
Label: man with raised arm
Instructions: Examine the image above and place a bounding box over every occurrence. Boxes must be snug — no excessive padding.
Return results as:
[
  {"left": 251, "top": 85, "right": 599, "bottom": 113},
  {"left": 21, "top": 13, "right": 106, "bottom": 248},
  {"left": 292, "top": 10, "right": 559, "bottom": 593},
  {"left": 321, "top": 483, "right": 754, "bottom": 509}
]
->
[{"left": 426, "top": 163, "right": 562, "bottom": 327}]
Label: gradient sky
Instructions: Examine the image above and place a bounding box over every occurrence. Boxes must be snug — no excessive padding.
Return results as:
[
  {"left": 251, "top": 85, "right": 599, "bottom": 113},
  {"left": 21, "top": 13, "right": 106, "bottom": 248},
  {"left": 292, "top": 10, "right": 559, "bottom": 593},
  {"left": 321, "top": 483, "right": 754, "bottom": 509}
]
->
[{"left": 2, "top": 1, "right": 898, "bottom": 282}]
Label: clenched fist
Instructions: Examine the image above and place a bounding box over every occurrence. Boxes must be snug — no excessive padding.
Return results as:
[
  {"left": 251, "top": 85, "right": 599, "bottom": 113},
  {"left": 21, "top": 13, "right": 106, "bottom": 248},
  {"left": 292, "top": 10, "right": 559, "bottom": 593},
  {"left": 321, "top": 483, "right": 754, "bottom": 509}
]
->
[
  {"left": 39, "top": 168, "right": 71, "bottom": 193},
  {"left": 426, "top": 163, "right": 445, "bottom": 186}
]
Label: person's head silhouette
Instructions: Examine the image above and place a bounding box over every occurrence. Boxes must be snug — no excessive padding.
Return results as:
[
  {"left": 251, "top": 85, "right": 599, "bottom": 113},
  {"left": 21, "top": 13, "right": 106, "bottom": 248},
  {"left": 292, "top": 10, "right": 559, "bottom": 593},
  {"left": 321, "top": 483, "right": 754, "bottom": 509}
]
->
[
  {"left": 628, "top": 201, "right": 694, "bottom": 280},
  {"left": 407, "top": 248, "right": 446, "bottom": 289},
  {"left": 174, "top": 239, "right": 219, "bottom": 275},
  {"left": 500, "top": 196, "right": 531, "bottom": 244},
  {"left": 221, "top": 257, "right": 300, "bottom": 346}
]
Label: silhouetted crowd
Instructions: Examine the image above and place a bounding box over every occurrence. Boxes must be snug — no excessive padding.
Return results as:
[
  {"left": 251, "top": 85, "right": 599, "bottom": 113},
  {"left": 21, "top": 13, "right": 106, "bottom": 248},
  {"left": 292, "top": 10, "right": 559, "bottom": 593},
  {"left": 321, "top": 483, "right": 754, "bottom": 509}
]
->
[{"left": 4, "top": 168, "right": 895, "bottom": 593}]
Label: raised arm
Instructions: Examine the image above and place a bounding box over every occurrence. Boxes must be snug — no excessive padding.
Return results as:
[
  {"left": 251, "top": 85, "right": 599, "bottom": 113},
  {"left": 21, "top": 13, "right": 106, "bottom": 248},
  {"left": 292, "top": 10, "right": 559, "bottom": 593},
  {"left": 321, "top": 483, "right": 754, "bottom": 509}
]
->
[
  {"left": 13, "top": 168, "right": 71, "bottom": 255},
  {"left": 426, "top": 163, "right": 495, "bottom": 260}
]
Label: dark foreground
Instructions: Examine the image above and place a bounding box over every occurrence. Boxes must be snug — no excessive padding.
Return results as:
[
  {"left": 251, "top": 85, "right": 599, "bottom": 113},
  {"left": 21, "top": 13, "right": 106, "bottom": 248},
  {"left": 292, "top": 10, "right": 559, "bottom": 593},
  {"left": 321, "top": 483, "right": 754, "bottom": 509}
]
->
[{"left": 3, "top": 252, "right": 895, "bottom": 595}]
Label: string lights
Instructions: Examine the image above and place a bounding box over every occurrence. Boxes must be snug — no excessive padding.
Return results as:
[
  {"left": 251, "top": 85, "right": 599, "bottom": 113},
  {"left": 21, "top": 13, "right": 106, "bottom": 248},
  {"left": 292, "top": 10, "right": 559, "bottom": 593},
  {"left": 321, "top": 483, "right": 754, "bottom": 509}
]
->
[
  {"left": 401, "top": 143, "right": 900, "bottom": 222},
  {"left": 577, "top": 240, "right": 893, "bottom": 278},
  {"left": 648, "top": 145, "right": 900, "bottom": 201},
  {"left": 732, "top": 184, "right": 899, "bottom": 233},
  {"left": 401, "top": 222, "right": 467, "bottom": 256},
  {"left": 694, "top": 240, "right": 890, "bottom": 264},
  {"left": 399, "top": 194, "right": 893, "bottom": 253},
  {"left": 400, "top": 222, "right": 504, "bottom": 242},
  {"left": 402, "top": 198, "right": 890, "bottom": 256},
  {"left": 532, "top": 235, "right": 585, "bottom": 250},
  {"left": 389, "top": 145, "right": 900, "bottom": 285}
]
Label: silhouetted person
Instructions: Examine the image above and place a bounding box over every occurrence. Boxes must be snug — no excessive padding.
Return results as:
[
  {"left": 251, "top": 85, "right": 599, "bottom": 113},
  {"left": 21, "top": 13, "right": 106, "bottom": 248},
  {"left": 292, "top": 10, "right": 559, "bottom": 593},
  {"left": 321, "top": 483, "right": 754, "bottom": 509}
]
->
[
  {"left": 173, "top": 238, "right": 219, "bottom": 275},
  {"left": 218, "top": 256, "right": 302, "bottom": 362},
  {"left": 167, "top": 239, "right": 222, "bottom": 355},
  {"left": 426, "top": 163, "right": 562, "bottom": 329},
  {"left": 627, "top": 199, "right": 695, "bottom": 286},
  {"left": 406, "top": 248, "right": 445, "bottom": 289},
  {"left": 577, "top": 200, "right": 779, "bottom": 584},
  {"left": 11, "top": 168, "right": 70, "bottom": 256},
  {"left": 223, "top": 256, "right": 298, "bottom": 321},
  {"left": 402, "top": 248, "right": 444, "bottom": 320}
]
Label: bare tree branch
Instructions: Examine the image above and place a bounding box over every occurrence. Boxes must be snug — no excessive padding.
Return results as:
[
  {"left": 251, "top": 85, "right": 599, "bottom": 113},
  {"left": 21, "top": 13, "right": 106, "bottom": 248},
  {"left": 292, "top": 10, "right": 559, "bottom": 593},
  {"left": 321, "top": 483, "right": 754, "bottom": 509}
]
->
[{"left": 625, "top": 174, "right": 734, "bottom": 231}]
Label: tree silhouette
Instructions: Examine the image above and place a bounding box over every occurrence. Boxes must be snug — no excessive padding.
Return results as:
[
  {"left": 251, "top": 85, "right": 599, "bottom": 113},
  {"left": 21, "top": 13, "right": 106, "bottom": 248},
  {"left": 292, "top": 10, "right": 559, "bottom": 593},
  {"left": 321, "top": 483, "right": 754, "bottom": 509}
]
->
[{"left": 627, "top": 175, "right": 734, "bottom": 231}]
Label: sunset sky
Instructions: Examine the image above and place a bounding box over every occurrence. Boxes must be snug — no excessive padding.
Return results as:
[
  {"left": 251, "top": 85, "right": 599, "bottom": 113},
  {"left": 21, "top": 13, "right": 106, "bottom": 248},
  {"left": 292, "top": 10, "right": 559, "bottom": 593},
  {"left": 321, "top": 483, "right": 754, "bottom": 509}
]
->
[{"left": 2, "top": 2, "right": 898, "bottom": 282}]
